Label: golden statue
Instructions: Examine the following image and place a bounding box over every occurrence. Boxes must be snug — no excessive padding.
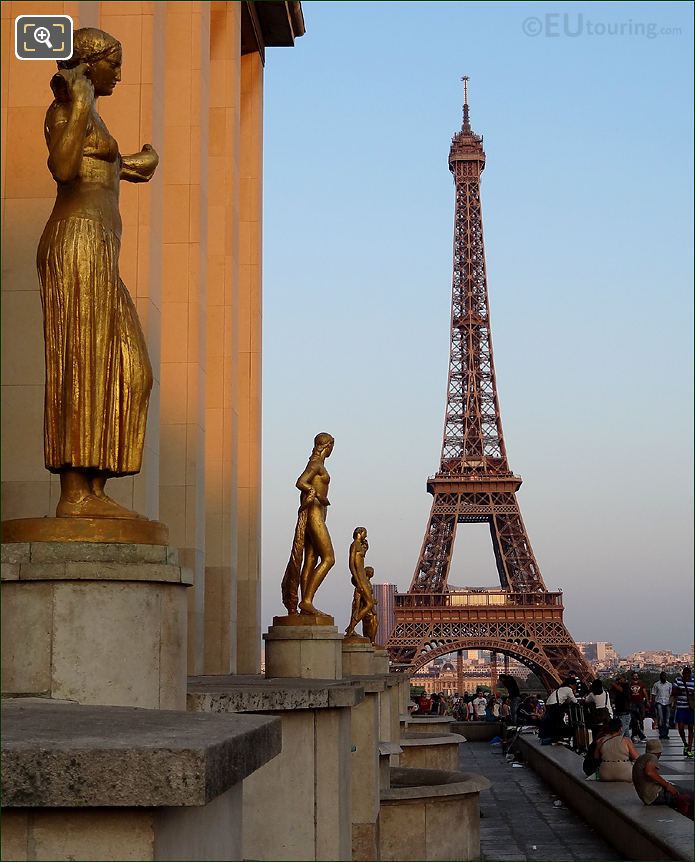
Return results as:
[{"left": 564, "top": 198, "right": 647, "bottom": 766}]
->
[
  {"left": 345, "top": 527, "right": 378, "bottom": 641},
  {"left": 281, "top": 433, "right": 336, "bottom": 620},
  {"left": 362, "top": 567, "right": 379, "bottom": 644},
  {"left": 37, "top": 28, "right": 157, "bottom": 520}
]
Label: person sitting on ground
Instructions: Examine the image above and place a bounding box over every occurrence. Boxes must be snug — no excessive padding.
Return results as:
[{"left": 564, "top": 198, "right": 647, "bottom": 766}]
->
[
  {"left": 585, "top": 678, "right": 613, "bottom": 740},
  {"left": 633, "top": 739, "right": 694, "bottom": 820},
  {"left": 595, "top": 717, "right": 640, "bottom": 781}
]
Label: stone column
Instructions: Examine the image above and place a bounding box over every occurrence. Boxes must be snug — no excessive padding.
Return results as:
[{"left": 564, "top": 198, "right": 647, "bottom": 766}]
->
[
  {"left": 203, "top": 0, "right": 241, "bottom": 675},
  {"left": 235, "top": 49, "right": 263, "bottom": 674}
]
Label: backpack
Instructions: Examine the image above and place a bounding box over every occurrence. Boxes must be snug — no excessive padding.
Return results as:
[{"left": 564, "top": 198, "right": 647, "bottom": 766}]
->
[{"left": 582, "top": 739, "right": 601, "bottom": 776}]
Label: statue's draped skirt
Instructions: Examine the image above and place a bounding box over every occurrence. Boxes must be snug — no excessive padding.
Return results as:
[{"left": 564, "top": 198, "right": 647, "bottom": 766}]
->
[{"left": 37, "top": 217, "right": 152, "bottom": 475}]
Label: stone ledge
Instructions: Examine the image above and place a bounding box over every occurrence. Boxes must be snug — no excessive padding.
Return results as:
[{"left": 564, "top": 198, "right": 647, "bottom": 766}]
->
[
  {"left": 6, "top": 560, "right": 192, "bottom": 585},
  {"left": 1, "top": 542, "right": 178, "bottom": 566},
  {"left": 400, "top": 733, "right": 465, "bottom": 747},
  {"left": 2, "top": 699, "right": 281, "bottom": 808},
  {"left": 187, "top": 674, "right": 365, "bottom": 713},
  {"left": 517, "top": 735, "right": 693, "bottom": 861},
  {"left": 342, "top": 673, "right": 387, "bottom": 693}
]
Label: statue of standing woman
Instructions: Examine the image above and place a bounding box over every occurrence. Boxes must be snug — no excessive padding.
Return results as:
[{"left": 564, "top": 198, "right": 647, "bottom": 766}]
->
[
  {"left": 281, "top": 433, "right": 336, "bottom": 620},
  {"left": 37, "top": 28, "right": 157, "bottom": 519}
]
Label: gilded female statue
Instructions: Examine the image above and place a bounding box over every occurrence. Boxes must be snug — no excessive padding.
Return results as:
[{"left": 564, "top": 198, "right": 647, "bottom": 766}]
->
[
  {"left": 345, "top": 528, "right": 377, "bottom": 639},
  {"left": 281, "top": 433, "right": 336, "bottom": 618},
  {"left": 37, "top": 28, "right": 158, "bottom": 519}
]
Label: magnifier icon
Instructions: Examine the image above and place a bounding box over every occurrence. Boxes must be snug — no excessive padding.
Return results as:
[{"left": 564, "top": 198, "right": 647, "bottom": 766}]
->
[{"left": 34, "top": 26, "right": 53, "bottom": 49}]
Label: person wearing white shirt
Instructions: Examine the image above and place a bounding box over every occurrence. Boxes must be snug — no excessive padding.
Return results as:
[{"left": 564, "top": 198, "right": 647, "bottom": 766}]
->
[{"left": 651, "top": 672, "right": 673, "bottom": 741}]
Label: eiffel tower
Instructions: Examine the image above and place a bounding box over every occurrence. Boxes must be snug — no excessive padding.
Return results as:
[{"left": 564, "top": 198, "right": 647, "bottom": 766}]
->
[{"left": 386, "top": 80, "right": 591, "bottom": 689}]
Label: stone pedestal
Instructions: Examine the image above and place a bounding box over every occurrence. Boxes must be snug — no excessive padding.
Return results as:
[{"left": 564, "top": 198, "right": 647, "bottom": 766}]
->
[
  {"left": 188, "top": 675, "right": 361, "bottom": 861},
  {"left": 264, "top": 625, "right": 343, "bottom": 680},
  {"left": 380, "top": 768, "right": 490, "bottom": 862},
  {"left": 1, "top": 539, "right": 191, "bottom": 709},
  {"left": 348, "top": 679, "right": 382, "bottom": 861},
  {"left": 341, "top": 639, "right": 375, "bottom": 676}
]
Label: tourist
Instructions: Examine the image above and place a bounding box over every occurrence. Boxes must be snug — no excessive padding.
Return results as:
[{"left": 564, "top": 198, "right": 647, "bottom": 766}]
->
[
  {"left": 472, "top": 690, "right": 488, "bottom": 721},
  {"left": 651, "top": 672, "right": 673, "bottom": 741},
  {"left": 518, "top": 695, "right": 539, "bottom": 726},
  {"left": 430, "top": 692, "right": 442, "bottom": 715},
  {"left": 632, "top": 739, "right": 694, "bottom": 819},
  {"left": 585, "top": 678, "right": 613, "bottom": 741},
  {"left": 542, "top": 678, "right": 579, "bottom": 740},
  {"left": 595, "top": 717, "right": 640, "bottom": 781},
  {"left": 500, "top": 696, "right": 511, "bottom": 723},
  {"left": 671, "top": 666, "right": 694, "bottom": 758},
  {"left": 499, "top": 673, "right": 521, "bottom": 725},
  {"left": 610, "top": 675, "right": 631, "bottom": 737},
  {"left": 485, "top": 695, "right": 500, "bottom": 722},
  {"left": 417, "top": 692, "right": 432, "bottom": 715},
  {"left": 628, "top": 671, "right": 648, "bottom": 742}
]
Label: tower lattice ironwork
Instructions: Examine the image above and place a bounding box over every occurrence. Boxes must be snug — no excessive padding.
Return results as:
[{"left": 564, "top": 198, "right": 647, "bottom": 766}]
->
[{"left": 386, "top": 80, "right": 591, "bottom": 689}]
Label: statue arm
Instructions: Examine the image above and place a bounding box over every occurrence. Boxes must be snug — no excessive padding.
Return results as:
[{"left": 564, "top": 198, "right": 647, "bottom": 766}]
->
[
  {"left": 120, "top": 145, "right": 159, "bottom": 182},
  {"left": 46, "top": 66, "right": 95, "bottom": 183},
  {"left": 296, "top": 463, "right": 328, "bottom": 505},
  {"left": 46, "top": 99, "right": 91, "bottom": 184}
]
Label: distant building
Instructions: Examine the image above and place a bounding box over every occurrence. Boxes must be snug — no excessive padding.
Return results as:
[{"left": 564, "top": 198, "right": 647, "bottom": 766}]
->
[{"left": 373, "top": 583, "right": 396, "bottom": 645}]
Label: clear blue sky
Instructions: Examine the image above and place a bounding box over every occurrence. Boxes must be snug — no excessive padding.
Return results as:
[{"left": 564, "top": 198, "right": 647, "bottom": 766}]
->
[{"left": 261, "top": 1, "right": 693, "bottom": 656}]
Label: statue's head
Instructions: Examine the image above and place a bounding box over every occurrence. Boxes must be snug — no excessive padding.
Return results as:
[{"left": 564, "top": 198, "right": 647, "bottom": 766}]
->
[
  {"left": 352, "top": 526, "right": 367, "bottom": 540},
  {"left": 58, "top": 28, "right": 122, "bottom": 97},
  {"left": 312, "top": 432, "right": 334, "bottom": 457},
  {"left": 365, "top": 566, "right": 374, "bottom": 580}
]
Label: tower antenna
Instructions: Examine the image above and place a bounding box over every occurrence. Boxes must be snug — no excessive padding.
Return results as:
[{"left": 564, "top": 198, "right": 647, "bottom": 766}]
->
[{"left": 461, "top": 75, "right": 471, "bottom": 133}]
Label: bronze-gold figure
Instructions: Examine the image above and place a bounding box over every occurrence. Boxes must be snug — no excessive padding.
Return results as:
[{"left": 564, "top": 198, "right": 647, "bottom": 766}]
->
[
  {"left": 361, "top": 566, "right": 379, "bottom": 644},
  {"left": 345, "top": 527, "right": 378, "bottom": 640},
  {"left": 37, "top": 28, "right": 158, "bottom": 519},
  {"left": 281, "top": 433, "right": 336, "bottom": 619}
]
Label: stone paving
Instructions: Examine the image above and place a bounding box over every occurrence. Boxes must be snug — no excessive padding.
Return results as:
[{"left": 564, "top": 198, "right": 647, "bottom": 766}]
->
[{"left": 459, "top": 738, "right": 622, "bottom": 861}]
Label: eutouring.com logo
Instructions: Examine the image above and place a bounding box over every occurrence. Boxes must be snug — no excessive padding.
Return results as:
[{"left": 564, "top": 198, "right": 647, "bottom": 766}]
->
[{"left": 522, "top": 14, "right": 682, "bottom": 39}]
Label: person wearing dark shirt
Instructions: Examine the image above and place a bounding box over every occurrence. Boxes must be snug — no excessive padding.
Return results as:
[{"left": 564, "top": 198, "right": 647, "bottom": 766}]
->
[
  {"left": 628, "top": 671, "right": 648, "bottom": 742},
  {"left": 671, "top": 667, "right": 694, "bottom": 758},
  {"left": 610, "top": 675, "right": 631, "bottom": 737}
]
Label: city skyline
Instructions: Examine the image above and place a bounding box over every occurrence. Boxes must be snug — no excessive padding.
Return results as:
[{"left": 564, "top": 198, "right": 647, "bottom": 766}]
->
[{"left": 261, "top": 2, "right": 693, "bottom": 656}]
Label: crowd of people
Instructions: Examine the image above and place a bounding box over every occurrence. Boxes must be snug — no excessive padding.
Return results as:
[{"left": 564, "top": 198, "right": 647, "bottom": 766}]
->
[
  {"left": 411, "top": 665, "right": 694, "bottom": 820},
  {"left": 540, "top": 667, "right": 694, "bottom": 819}
]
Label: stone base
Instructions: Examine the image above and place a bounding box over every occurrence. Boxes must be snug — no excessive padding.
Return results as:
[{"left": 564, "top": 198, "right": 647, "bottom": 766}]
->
[
  {"left": 380, "top": 767, "right": 490, "bottom": 861},
  {"left": 1, "top": 541, "right": 190, "bottom": 709},
  {"left": 263, "top": 625, "right": 343, "bottom": 679},
  {"left": 342, "top": 640, "right": 375, "bottom": 676},
  {"left": 272, "top": 611, "right": 335, "bottom": 627},
  {"left": 1, "top": 517, "right": 169, "bottom": 545},
  {"left": 373, "top": 648, "right": 390, "bottom": 673}
]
